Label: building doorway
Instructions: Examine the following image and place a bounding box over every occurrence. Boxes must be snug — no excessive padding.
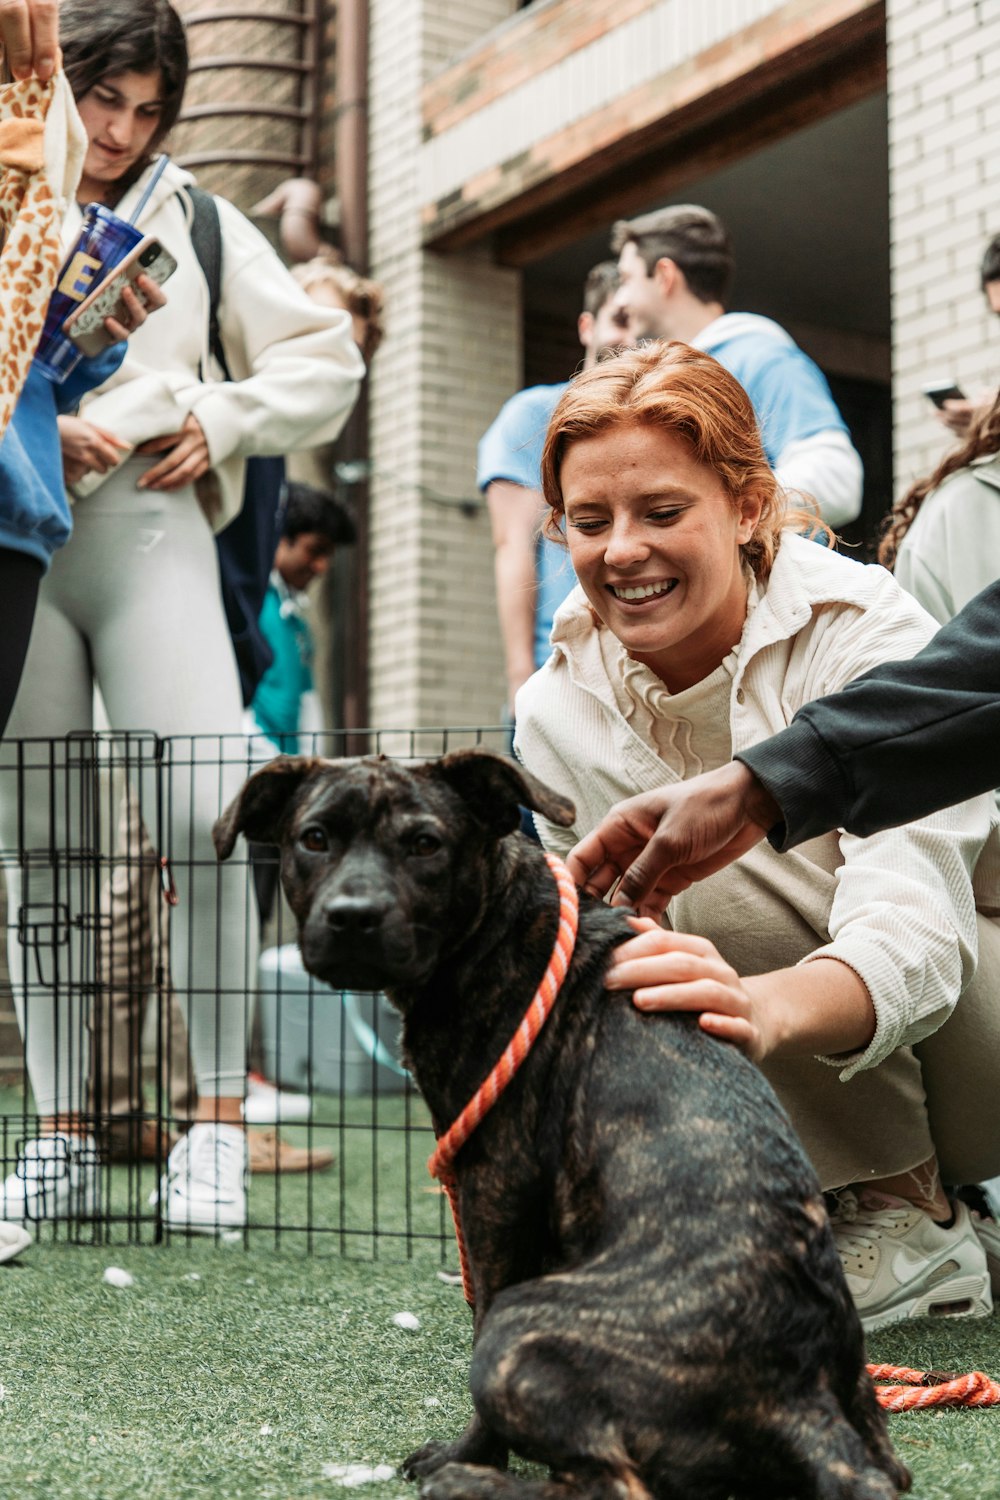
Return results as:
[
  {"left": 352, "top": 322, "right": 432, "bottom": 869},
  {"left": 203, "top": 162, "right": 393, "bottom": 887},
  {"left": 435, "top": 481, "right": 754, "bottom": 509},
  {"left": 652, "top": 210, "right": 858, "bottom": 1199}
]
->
[{"left": 521, "top": 91, "right": 891, "bottom": 553}]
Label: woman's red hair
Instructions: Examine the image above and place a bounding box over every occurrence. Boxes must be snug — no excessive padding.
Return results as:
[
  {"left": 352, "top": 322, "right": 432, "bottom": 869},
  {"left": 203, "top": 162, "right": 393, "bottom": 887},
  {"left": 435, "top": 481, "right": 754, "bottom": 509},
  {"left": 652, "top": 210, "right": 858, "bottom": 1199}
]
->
[{"left": 540, "top": 341, "right": 819, "bottom": 580}]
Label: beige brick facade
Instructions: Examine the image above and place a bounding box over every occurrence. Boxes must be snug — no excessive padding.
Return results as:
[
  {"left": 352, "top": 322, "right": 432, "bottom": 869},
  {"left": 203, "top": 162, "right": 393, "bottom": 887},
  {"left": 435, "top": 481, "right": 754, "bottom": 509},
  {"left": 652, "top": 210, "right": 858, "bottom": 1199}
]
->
[
  {"left": 367, "top": 0, "right": 520, "bottom": 728},
  {"left": 886, "top": 0, "right": 1000, "bottom": 491}
]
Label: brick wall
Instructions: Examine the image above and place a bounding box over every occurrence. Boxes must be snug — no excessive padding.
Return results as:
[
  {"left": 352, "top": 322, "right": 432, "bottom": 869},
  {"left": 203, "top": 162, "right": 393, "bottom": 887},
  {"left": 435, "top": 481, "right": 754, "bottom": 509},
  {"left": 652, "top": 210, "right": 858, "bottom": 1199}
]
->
[
  {"left": 886, "top": 0, "right": 1000, "bottom": 493},
  {"left": 367, "top": 0, "right": 520, "bottom": 727}
]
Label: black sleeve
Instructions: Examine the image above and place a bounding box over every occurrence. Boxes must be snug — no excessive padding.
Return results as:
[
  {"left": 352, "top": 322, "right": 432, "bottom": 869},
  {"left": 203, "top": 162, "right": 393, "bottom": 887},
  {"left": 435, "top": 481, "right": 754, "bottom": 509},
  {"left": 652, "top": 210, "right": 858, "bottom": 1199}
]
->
[{"left": 737, "top": 580, "right": 1000, "bottom": 848}]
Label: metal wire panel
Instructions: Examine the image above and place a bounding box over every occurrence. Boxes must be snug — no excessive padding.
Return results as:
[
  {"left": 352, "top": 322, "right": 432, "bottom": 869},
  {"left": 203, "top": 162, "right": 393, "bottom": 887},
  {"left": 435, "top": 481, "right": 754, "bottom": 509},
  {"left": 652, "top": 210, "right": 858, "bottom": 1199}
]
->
[{"left": 0, "top": 729, "right": 508, "bottom": 1256}]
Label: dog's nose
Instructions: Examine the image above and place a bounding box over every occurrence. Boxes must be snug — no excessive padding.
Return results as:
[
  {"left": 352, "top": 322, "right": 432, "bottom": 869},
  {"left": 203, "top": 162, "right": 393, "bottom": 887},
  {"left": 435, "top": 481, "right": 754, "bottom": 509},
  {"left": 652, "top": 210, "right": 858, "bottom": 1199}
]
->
[{"left": 323, "top": 894, "right": 390, "bottom": 937}]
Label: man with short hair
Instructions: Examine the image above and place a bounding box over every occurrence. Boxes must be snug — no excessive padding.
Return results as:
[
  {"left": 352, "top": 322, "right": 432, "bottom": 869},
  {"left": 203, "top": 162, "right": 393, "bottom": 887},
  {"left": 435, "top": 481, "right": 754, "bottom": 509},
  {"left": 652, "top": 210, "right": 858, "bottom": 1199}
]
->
[
  {"left": 612, "top": 206, "right": 863, "bottom": 528},
  {"left": 936, "top": 233, "right": 1000, "bottom": 436},
  {"left": 479, "top": 262, "right": 628, "bottom": 712}
]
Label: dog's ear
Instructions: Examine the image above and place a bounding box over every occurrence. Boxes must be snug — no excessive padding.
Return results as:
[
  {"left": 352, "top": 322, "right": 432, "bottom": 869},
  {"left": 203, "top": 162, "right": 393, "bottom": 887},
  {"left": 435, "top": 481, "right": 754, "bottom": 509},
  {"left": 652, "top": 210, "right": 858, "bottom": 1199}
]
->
[
  {"left": 213, "top": 756, "right": 327, "bottom": 860},
  {"left": 435, "top": 749, "right": 575, "bottom": 837}
]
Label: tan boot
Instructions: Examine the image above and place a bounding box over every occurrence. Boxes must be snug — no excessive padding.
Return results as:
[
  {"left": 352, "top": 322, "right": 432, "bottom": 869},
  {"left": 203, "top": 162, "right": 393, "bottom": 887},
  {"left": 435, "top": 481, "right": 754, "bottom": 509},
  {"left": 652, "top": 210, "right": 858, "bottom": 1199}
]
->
[{"left": 247, "top": 1129, "right": 334, "bottom": 1174}]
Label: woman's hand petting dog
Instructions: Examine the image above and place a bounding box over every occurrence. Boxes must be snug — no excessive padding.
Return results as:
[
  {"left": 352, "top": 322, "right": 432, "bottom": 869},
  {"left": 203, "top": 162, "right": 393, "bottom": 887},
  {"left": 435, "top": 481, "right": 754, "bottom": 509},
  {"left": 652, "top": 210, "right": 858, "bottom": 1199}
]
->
[
  {"left": 606, "top": 916, "right": 878, "bottom": 1065},
  {"left": 606, "top": 917, "right": 773, "bottom": 1062}
]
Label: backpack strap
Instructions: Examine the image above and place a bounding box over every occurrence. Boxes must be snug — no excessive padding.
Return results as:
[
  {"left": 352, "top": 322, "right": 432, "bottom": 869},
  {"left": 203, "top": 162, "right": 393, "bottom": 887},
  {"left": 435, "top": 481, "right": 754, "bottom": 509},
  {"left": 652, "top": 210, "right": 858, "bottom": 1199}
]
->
[{"left": 184, "top": 183, "right": 232, "bottom": 381}]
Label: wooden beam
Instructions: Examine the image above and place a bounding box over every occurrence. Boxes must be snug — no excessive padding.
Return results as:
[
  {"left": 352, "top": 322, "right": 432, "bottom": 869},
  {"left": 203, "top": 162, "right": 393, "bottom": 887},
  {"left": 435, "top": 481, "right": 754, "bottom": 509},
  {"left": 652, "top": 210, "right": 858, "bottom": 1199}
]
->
[
  {"left": 497, "top": 34, "right": 885, "bottom": 267},
  {"left": 422, "top": 3, "right": 885, "bottom": 260}
]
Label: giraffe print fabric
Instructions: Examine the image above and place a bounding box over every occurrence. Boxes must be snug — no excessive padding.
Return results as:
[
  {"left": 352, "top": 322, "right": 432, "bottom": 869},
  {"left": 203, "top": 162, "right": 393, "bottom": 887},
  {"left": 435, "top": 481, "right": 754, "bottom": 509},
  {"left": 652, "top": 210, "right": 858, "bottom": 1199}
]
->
[{"left": 0, "top": 72, "right": 86, "bottom": 437}]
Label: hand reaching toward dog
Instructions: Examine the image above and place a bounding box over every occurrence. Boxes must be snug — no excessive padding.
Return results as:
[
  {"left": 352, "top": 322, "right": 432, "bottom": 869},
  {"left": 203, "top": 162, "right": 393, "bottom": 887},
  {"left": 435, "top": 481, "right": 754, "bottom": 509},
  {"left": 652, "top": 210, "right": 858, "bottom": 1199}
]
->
[{"left": 566, "top": 761, "right": 781, "bottom": 918}]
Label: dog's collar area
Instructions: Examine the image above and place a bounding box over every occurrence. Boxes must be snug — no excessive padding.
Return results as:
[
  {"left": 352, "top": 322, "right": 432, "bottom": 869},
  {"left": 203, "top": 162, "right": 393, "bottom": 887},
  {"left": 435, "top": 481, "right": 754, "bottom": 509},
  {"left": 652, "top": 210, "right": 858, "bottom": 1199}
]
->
[{"left": 427, "top": 851, "right": 580, "bottom": 1305}]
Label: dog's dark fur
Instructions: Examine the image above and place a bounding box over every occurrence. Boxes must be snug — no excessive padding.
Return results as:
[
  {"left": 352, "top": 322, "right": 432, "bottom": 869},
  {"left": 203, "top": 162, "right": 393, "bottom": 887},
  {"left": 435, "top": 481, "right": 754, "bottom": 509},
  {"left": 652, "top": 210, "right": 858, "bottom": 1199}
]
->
[{"left": 215, "top": 749, "right": 908, "bottom": 1500}]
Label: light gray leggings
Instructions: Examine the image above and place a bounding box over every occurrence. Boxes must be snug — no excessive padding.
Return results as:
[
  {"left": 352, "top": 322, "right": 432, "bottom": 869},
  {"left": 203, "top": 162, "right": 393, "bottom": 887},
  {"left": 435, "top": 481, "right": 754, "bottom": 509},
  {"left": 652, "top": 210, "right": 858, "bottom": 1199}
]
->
[{"left": 0, "top": 464, "right": 256, "bottom": 1117}]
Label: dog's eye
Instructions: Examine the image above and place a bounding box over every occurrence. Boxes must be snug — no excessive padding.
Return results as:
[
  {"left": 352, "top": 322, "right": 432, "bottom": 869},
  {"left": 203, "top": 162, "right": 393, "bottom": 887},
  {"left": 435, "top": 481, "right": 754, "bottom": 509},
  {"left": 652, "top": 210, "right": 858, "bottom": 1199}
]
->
[
  {"left": 410, "top": 832, "right": 442, "bottom": 858},
  {"left": 300, "top": 826, "right": 328, "bottom": 853}
]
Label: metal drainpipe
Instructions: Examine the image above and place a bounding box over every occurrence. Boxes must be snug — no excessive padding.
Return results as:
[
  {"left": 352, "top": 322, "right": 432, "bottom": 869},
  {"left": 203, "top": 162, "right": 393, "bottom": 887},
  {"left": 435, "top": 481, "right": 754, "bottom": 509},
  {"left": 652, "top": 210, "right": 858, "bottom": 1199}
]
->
[{"left": 333, "top": 0, "right": 371, "bottom": 743}]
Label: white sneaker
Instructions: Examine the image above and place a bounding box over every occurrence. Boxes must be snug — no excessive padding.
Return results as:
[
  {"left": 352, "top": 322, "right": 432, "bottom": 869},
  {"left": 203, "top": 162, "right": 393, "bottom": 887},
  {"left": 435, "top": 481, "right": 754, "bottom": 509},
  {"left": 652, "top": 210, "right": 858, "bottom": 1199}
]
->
[
  {"left": 832, "top": 1189, "right": 992, "bottom": 1333},
  {"left": 0, "top": 1134, "right": 99, "bottom": 1223},
  {"left": 153, "top": 1123, "right": 248, "bottom": 1234},
  {"left": 0, "top": 1221, "right": 31, "bottom": 1263},
  {"left": 242, "top": 1072, "right": 311, "bottom": 1125},
  {"left": 967, "top": 1201, "right": 1000, "bottom": 1296}
]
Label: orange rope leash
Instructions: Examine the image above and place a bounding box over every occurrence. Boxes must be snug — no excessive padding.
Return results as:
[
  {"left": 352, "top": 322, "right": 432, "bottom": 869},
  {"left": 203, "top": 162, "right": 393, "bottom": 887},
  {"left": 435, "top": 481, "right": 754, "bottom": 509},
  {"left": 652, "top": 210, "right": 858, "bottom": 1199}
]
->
[
  {"left": 868, "top": 1362, "right": 1000, "bottom": 1411},
  {"left": 428, "top": 852, "right": 579, "bottom": 1305}
]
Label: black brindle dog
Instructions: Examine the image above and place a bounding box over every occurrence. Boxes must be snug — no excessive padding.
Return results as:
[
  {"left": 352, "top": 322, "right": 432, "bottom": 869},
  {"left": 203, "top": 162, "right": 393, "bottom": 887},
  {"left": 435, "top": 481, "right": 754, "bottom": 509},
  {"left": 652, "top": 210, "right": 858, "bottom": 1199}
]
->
[{"left": 214, "top": 749, "right": 909, "bottom": 1500}]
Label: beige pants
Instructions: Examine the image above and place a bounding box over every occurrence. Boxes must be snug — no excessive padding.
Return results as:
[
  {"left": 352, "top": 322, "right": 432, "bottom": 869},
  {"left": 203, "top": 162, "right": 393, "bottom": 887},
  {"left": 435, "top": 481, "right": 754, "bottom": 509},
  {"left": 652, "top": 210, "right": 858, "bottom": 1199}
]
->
[
  {"left": 672, "top": 840, "right": 1000, "bottom": 1191},
  {"left": 90, "top": 788, "right": 197, "bottom": 1125}
]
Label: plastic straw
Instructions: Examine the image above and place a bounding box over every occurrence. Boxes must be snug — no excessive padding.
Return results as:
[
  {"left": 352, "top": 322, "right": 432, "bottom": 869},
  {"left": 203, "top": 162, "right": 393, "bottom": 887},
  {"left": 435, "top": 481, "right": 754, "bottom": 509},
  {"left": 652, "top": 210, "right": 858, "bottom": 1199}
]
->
[{"left": 128, "top": 153, "right": 169, "bottom": 226}]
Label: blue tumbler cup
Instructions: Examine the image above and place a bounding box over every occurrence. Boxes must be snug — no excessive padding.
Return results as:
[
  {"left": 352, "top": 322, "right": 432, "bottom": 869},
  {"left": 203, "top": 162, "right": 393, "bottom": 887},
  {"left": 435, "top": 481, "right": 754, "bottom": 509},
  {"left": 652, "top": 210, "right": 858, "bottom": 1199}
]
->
[{"left": 33, "top": 203, "right": 145, "bottom": 383}]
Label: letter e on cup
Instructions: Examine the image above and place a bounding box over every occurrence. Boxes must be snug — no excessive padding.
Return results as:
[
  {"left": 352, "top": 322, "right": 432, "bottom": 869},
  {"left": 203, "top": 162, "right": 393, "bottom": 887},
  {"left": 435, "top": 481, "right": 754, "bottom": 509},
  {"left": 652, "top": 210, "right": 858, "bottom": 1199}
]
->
[{"left": 58, "top": 251, "right": 103, "bottom": 301}]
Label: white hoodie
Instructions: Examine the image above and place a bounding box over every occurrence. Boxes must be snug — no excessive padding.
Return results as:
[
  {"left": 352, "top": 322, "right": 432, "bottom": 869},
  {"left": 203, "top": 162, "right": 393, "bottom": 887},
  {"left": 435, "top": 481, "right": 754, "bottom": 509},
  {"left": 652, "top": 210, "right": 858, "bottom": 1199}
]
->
[{"left": 65, "top": 159, "right": 365, "bottom": 529}]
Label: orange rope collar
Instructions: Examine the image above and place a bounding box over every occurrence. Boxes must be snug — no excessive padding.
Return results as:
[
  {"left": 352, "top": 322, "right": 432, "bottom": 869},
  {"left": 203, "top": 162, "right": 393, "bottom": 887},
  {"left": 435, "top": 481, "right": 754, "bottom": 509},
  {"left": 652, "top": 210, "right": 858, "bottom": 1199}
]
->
[
  {"left": 428, "top": 851, "right": 579, "bottom": 1305},
  {"left": 868, "top": 1362, "right": 1000, "bottom": 1411}
]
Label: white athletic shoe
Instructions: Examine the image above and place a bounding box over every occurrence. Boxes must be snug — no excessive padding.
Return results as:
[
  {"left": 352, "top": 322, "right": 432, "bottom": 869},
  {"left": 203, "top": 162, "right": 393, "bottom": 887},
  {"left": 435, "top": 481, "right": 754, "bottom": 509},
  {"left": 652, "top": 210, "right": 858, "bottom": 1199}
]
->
[
  {"left": 0, "top": 1134, "right": 99, "bottom": 1223},
  {"left": 966, "top": 1200, "right": 1000, "bottom": 1297},
  {"left": 0, "top": 1221, "right": 31, "bottom": 1263},
  {"left": 241, "top": 1072, "right": 311, "bottom": 1125},
  {"left": 832, "top": 1189, "right": 992, "bottom": 1333},
  {"left": 154, "top": 1123, "right": 248, "bottom": 1234}
]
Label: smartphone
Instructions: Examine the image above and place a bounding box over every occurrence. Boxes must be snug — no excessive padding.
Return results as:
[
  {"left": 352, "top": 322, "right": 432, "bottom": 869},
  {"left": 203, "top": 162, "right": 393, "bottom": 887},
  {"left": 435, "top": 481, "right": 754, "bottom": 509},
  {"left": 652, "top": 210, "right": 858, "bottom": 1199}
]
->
[
  {"left": 62, "top": 236, "right": 177, "bottom": 357},
  {"left": 922, "top": 379, "right": 967, "bottom": 409}
]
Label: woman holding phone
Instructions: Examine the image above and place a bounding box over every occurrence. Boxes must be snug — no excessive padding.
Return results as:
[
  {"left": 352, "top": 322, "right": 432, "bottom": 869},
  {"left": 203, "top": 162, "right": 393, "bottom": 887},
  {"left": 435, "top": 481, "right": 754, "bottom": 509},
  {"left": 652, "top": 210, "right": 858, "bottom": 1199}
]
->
[
  {"left": 514, "top": 341, "right": 1000, "bottom": 1332},
  {"left": 0, "top": 0, "right": 363, "bottom": 1233}
]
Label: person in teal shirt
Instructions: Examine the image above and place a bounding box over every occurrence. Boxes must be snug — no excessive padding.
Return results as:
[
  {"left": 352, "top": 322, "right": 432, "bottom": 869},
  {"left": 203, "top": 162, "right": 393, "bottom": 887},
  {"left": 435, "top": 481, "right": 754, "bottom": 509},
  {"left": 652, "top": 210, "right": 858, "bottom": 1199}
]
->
[{"left": 250, "top": 480, "right": 357, "bottom": 752}]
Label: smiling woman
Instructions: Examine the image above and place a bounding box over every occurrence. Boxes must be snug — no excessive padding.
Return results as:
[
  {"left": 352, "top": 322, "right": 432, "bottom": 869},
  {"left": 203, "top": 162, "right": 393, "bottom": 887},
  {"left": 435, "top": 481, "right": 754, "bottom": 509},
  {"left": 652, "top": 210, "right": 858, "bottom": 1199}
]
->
[
  {"left": 514, "top": 339, "right": 1000, "bottom": 1335},
  {"left": 560, "top": 424, "right": 761, "bottom": 693}
]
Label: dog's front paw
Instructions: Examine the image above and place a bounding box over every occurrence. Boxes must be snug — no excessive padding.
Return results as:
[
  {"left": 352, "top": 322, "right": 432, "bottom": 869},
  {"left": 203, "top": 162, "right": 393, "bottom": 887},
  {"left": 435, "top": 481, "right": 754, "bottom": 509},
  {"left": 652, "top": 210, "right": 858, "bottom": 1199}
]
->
[
  {"left": 419, "top": 1461, "right": 510, "bottom": 1500},
  {"left": 401, "top": 1440, "right": 454, "bottom": 1481}
]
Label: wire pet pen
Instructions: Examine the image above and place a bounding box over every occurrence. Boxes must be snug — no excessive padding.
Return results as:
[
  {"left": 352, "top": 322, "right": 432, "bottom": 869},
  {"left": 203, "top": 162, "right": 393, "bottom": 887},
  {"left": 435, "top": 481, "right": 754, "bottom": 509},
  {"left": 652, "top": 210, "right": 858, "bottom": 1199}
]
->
[{"left": 0, "top": 727, "right": 510, "bottom": 1257}]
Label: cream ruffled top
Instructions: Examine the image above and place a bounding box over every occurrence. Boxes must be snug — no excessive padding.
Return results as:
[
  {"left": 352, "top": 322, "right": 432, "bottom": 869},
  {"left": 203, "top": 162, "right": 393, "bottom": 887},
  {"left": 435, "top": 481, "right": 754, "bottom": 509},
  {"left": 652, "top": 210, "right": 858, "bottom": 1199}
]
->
[{"left": 597, "top": 575, "right": 760, "bottom": 776}]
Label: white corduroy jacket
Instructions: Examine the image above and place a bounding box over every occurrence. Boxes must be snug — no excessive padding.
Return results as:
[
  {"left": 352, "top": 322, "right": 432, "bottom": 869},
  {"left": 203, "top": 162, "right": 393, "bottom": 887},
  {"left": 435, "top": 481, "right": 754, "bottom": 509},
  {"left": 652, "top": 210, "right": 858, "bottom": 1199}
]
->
[
  {"left": 515, "top": 532, "right": 1000, "bottom": 1078},
  {"left": 64, "top": 159, "right": 364, "bottom": 530}
]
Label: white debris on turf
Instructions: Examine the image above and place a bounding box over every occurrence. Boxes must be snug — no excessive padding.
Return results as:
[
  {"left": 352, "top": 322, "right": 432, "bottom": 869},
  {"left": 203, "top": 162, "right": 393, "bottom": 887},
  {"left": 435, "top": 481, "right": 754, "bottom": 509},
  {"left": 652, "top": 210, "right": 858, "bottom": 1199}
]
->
[
  {"left": 424, "top": 1397, "right": 441, "bottom": 1408},
  {"left": 259, "top": 1423, "right": 272, "bottom": 1436},
  {"left": 322, "top": 1463, "right": 396, "bottom": 1486},
  {"left": 184, "top": 1272, "right": 202, "bottom": 1282},
  {"left": 392, "top": 1311, "right": 420, "bottom": 1331},
  {"left": 102, "top": 1266, "right": 134, "bottom": 1288}
]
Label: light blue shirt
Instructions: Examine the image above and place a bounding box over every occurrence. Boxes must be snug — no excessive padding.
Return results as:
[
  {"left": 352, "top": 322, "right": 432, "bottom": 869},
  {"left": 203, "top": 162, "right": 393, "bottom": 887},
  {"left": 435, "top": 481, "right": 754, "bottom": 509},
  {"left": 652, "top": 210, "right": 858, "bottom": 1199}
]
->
[
  {"left": 477, "top": 383, "right": 577, "bottom": 669},
  {"left": 693, "top": 313, "right": 849, "bottom": 466}
]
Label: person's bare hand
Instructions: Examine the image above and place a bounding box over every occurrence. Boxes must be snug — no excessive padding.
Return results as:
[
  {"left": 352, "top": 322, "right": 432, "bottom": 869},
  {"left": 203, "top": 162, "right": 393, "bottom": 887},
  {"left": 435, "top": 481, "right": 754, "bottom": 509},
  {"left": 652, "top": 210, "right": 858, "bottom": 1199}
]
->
[
  {"left": 0, "top": 0, "right": 60, "bottom": 81},
  {"left": 58, "top": 414, "right": 130, "bottom": 487},
  {"left": 565, "top": 761, "right": 780, "bottom": 918},
  {"left": 102, "top": 276, "right": 168, "bottom": 344},
  {"left": 935, "top": 398, "right": 979, "bottom": 436},
  {"left": 606, "top": 917, "right": 771, "bottom": 1061},
  {"left": 136, "top": 413, "right": 210, "bottom": 492}
]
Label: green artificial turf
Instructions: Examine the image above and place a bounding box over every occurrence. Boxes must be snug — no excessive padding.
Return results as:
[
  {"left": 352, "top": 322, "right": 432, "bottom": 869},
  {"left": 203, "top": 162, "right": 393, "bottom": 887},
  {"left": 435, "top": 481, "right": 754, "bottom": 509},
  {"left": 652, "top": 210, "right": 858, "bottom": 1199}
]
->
[
  {"left": 4, "top": 1072, "right": 1000, "bottom": 1499},
  {"left": 5, "top": 1241, "right": 1000, "bottom": 1500},
  {"left": 1, "top": 1240, "right": 471, "bottom": 1500}
]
